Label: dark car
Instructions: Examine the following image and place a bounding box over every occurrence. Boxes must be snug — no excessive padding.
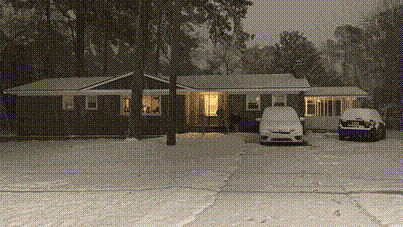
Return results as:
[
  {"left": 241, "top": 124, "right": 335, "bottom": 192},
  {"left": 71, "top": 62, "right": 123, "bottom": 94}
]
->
[{"left": 338, "top": 108, "right": 386, "bottom": 141}]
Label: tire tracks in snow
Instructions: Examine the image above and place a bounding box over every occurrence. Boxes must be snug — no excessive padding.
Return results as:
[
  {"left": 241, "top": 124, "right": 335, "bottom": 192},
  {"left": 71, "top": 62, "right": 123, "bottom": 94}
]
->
[
  {"left": 183, "top": 135, "right": 247, "bottom": 226},
  {"left": 328, "top": 172, "right": 385, "bottom": 226}
]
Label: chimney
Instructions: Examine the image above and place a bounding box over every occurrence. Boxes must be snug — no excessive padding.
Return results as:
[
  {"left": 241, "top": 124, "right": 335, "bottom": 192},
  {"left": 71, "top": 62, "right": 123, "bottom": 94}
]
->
[{"left": 293, "top": 60, "right": 305, "bottom": 79}]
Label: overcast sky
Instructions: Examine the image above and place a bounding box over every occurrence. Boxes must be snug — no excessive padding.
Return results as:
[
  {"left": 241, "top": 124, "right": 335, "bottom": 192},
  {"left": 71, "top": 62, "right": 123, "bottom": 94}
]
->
[{"left": 243, "top": 0, "right": 380, "bottom": 48}]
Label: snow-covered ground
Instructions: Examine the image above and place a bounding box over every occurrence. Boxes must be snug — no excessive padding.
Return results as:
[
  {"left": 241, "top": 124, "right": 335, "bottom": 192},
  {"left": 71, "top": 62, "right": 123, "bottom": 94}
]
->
[
  {"left": 0, "top": 133, "right": 245, "bottom": 226},
  {"left": 1, "top": 131, "right": 403, "bottom": 226}
]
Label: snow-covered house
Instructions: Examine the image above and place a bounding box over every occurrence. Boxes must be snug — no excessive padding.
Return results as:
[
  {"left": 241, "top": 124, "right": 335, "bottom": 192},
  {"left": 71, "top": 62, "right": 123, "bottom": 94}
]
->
[{"left": 4, "top": 72, "right": 367, "bottom": 136}]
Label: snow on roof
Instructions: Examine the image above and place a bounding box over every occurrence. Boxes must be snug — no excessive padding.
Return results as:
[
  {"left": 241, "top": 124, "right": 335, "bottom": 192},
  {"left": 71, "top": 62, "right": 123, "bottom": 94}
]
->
[
  {"left": 5, "top": 73, "right": 310, "bottom": 94},
  {"left": 306, "top": 86, "right": 368, "bottom": 97},
  {"left": 158, "top": 74, "right": 311, "bottom": 90},
  {"left": 6, "top": 76, "right": 114, "bottom": 92}
]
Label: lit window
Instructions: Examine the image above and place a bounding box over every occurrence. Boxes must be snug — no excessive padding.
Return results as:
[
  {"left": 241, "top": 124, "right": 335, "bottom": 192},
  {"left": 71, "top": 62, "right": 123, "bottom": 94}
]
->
[
  {"left": 122, "top": 96, "right": 161, "bottom": 115},
  {"left": 63, "top": 96, "right": 74, "bottom": 110},
  {"left": 86, "top": 96, "right": 97, "bottom": 110},
  {"left": 304, "top": 97, "right": 345, "bottom": 117},
  {"left": 246, "top": 94, "right": 261, "bottom": 111},
  {"left": 123, "top": 97, "right": 130, "bottom": 114},
  {"left": 204, "top": 93, "right": 218, "bottom": 116},
  {"left": 306, "top": 100, "right": 315, "bottom": 116},
  {"left": 143, "top": 96, "right": 161, "bottom": 115}
]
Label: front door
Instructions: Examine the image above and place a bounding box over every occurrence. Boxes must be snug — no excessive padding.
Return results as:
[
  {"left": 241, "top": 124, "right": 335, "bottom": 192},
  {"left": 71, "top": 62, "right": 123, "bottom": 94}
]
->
[{"left": 185, "top": 92, "right": 228, "bottom": 127}]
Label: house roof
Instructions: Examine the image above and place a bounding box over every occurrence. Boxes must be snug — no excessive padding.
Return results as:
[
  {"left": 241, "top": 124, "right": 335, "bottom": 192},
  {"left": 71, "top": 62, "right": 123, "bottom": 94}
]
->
[
  {"left": 4, "top": 72, "right": 193, "bottom": 94},
  {"left": 158, "top": 74, "right": 311, "bottom": 90},
  {"left": 5, "top": 73, "right": 311, "bottom": 95},
  {"left": 305, "top": 86, "right": 368, "bottom": 97},
  {"left": 6, "top": 76, "right": 115, "bottom": 92}
]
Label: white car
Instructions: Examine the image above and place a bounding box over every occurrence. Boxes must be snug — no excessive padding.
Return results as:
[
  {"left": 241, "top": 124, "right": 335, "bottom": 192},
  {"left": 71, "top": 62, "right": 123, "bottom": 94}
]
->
[
  {"left": 338, "top": 108, "right": 386, "bottom": 141},
  {"left": 256, "top": 106, "right": 304, "bottom": 144}
]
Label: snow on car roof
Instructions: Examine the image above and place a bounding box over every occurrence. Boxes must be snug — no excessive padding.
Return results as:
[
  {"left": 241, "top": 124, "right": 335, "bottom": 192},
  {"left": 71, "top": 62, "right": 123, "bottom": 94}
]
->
[
  {"left": 341, "top": 108, "right": 382, "bottom": 121},
  {"left": 262, "top": 106, "right": 299, "bottom": 121}
]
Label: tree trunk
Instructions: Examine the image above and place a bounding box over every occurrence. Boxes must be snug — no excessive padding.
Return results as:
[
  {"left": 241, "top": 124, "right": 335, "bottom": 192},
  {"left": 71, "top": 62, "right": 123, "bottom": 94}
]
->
[
  {"left": 128, "top": 0, "right": 150, "bottom": 139},
  {"left": 75, "top": 0, "right": 85, "bottom": 77},
  {"left": 0, "top": 31, "right": 12, "bottom": 133},
  {"left": 44, "top": 0, "right": 51, "bottom": 78},
  {"left": 167, "top": 5, "right": 182, "bottom": 146}
]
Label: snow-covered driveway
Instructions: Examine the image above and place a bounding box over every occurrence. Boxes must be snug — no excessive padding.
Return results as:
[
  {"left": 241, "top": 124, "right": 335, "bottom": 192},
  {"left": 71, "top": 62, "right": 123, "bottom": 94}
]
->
[{"left": 235, "top": 131, "right": 403, "bottom": 193}]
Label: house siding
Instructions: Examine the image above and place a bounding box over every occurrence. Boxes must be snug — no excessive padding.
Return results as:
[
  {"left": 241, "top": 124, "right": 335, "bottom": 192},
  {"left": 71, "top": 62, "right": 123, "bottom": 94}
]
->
[
  {"left": 229, "top": 94, "right": 272, "bottom": 132},
  {"left": 287, "top": 92, "right": 305, "bottom": 117},
  {"left": 16, "top": 96, "right": 65, "bottom": 136},
  {"left": 15, "top": 94, "right": 186, "bottom": 136}
]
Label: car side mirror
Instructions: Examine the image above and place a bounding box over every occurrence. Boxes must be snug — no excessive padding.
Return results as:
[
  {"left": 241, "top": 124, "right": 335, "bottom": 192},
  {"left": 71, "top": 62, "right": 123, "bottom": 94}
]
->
[
  {"left": 299, "top": 117, "right": 305, "bottom": 122},
  {"left": 255, "top": 118, "right": 261, "bottom": 122}
]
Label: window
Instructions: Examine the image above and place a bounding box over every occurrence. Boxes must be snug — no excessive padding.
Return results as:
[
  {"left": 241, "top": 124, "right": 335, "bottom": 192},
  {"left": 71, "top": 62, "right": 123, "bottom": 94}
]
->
[
  {"left": 272, "top": 94, "right": 287, "bottom": 106},
  {"left": 306, "top": 99, "right": 315, "bottom": 116},
  {"left": 143, "top": 95, "right": 161, "bottom": 115},
  {"left": 246, "top": 94, "right": 261, "bottom": 111},
  {"left": 122, "top": 97, "right": 130, "bottom": 114},
  {"left": 304, "top": 97, "right": 358, "bottom": 117},
  {"left": 86, "top": 96, "right": 98, "bottom": 110},
  {"left": 204, "top": 93, "right": 219, "bottom": 116},
  {"left": 62, "top": 96, "right": 74, "bottom": 110},
  {"left": 122, "top": 95, "right": 161, "bottom": 115}
]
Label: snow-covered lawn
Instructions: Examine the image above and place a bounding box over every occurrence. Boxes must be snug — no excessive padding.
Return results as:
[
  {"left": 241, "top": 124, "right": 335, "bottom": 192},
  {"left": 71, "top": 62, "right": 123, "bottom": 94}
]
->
[
  {"left": 0, "top": 133, "right": 245, "bottom": 191},
  {"left": 0, "top": 189, "right": 217, "bottom": 227},
  {"left": 0, "top": 133, "right": 245, "bottom": 226}
]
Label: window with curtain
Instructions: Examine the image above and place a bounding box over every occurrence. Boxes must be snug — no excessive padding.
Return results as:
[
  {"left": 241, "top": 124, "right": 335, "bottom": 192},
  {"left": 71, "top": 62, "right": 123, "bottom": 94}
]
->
[
  {"left": 246, "top": 94, "right": 261, "bottom": 110},
  {"left": 122, "top": 95, "right": 161, "bottom": 115},
  {"left": 62, "top": 96, "right": 74, "bottom": 110}
]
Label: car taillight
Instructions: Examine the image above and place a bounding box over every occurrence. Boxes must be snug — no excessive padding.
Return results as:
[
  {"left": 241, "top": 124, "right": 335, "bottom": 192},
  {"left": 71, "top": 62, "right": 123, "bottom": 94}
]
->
[
  {"left": 370, "top": 120, "right": 376, "bottom": 127},
  {"left": 364, "top": 120, "right": 376, "bottom": 128}
]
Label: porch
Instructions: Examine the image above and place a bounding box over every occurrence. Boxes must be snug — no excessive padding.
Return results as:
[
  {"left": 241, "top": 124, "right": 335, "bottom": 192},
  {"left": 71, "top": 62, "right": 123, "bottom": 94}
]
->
[
  {"left": 185, "top": 92, "right": 229, "bottom": 128},
  {"left": 304, "top": 96, "right": 362, "bottom": 132}
]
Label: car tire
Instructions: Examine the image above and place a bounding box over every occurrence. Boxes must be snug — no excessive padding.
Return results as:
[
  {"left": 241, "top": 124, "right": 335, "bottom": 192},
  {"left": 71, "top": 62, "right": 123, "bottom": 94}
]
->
[
  {"left": 338, "top": 130, "right": 345, "bottom": 140},
  {"left": 383, "top": 128, "right": 387, "bottom": 140}
]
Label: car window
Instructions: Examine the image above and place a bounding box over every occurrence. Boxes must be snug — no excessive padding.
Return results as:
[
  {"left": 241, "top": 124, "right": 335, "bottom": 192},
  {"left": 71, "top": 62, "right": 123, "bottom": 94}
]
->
[{"left": 262, "top": 108, "right": 299, "bottom": 121}]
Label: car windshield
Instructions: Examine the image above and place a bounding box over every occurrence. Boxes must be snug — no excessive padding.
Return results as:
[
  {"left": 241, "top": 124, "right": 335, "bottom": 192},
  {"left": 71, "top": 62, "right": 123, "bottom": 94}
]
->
[{"left": 262, "top": 107, "right": 299, "bottom": 122}]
